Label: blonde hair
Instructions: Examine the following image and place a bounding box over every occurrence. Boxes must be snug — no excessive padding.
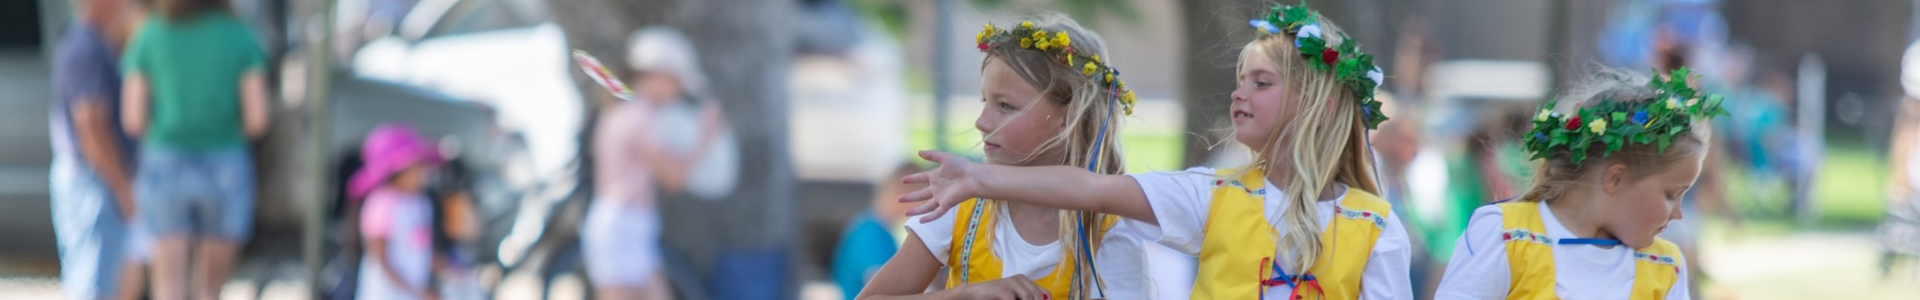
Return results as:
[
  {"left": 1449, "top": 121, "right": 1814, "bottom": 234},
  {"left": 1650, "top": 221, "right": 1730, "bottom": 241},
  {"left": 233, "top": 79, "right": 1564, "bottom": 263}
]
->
[
  {"left": 1232, "top": 15, "right": 1381, "bottom": 274},
  {"left": 975, "top": 14, "right": 1126, "bottom": 299},
  {"left": 1519, "top": 68, "right": 1712, "bottom": 203}
]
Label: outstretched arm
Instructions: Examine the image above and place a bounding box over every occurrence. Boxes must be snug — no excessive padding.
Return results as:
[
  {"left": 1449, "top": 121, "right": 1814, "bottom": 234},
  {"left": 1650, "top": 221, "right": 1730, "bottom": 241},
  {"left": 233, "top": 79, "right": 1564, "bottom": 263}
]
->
[{"left": 900, "top": 150, "right": 1158, "bottom": 225}]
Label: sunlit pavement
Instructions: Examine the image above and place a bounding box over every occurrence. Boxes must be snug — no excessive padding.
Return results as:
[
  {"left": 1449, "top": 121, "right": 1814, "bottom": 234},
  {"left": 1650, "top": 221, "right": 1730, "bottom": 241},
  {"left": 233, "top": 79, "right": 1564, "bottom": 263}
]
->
[{"left": 1702, "top": 232, "right": 1920, "bottom": 300}]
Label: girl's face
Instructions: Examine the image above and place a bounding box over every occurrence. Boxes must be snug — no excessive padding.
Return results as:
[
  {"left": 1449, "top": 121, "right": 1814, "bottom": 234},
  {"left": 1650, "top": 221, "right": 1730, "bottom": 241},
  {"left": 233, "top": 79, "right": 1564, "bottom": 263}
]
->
[
  {"left": 634, "top": 73, "right": 683, "bottom": 104},
  {"left": 976, "top": 57, "right": 1067, "bottom": 166},
  {"left": 1600, "top": 148, "right": 1706, "bottom": 248},
  {"left": 390, "top": 165, "right": 435, "bottom": 193},
  {"left": 1230, "top": 47, "right": 1298, "bottom": 151}
]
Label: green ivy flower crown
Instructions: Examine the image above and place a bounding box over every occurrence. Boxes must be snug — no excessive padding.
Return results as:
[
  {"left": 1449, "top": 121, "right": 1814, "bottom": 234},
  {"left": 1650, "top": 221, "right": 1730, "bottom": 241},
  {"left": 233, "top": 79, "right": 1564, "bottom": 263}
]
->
[
  {"left": 1249, "top": 3, "right": 1388, "bottom": 130},
  {"left": 975, "top": 21, "right": 1137, "bottom": 115},
  {"left": 1521, "top": 68, "right": 1730, "bottom": 165}
]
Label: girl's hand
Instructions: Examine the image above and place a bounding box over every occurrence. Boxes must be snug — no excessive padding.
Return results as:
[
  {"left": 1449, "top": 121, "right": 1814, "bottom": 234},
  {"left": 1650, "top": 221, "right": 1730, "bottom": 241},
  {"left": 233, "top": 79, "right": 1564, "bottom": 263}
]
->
[
  {"left": 957, "top": 275, "right": 1051, "bottom": 300},
  {"left": 900, "top": 150, "right": 984, "bottom": 223}
]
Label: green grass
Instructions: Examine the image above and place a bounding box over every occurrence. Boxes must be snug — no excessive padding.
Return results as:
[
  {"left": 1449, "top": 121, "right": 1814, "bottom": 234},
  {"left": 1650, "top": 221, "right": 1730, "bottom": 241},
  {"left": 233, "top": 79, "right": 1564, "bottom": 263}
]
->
[
  {"left": 1812, "top": 146, "right": 1890, "bottom": 227},
  {"left": 1721, "top": 145, "right": 1890, "bottom": 230}
]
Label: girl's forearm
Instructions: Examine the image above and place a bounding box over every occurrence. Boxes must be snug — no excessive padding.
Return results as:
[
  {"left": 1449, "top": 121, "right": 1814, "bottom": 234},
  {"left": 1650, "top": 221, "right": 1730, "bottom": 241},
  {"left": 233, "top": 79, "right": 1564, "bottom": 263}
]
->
[{"left": 972, "top": 165, "right": 1158, "bottom": 224}]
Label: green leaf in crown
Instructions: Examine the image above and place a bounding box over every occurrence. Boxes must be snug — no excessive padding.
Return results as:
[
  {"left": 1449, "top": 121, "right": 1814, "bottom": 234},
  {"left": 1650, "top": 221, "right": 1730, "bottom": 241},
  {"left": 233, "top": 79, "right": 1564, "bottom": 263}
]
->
[
  {"left": 1248, "top": 2, "right": 1388, "bottom": 130},
  {"left": 1521, "top": 68, "right": 1730, "bottom": 165}
]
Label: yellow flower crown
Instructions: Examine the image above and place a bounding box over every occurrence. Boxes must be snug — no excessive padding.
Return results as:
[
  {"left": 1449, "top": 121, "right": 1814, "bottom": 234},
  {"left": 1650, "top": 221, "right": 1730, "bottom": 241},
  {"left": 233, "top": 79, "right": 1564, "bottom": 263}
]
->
[{"left": 975, "top": 21, "right": 1137, "bottom": 115}]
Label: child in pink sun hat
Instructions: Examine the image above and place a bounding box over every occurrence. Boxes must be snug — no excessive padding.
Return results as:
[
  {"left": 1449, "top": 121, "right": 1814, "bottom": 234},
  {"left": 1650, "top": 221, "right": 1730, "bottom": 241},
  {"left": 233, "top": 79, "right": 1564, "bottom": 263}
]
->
[{"left": 351, "top": 123, "right": 445, "bottom": 300}]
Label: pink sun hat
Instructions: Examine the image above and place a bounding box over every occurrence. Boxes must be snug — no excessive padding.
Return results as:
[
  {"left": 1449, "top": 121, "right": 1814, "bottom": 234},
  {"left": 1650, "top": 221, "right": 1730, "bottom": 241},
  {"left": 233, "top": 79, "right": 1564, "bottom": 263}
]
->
[{"left": 347, "top": 123, "right": 444, "bottom": 199}]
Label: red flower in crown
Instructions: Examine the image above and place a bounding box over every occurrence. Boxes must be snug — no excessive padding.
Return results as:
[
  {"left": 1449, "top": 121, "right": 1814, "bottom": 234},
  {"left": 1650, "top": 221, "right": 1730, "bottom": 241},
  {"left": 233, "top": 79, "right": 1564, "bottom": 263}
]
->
[
  {"left": 1565, "top": 116, "right": 1582, "bottom": 130},
  {"left": 977, "top": 42, "right": 989, "bottom": 52},
  {"left": 1321, "top": 48, "right": 1340, "bottom": 66}
]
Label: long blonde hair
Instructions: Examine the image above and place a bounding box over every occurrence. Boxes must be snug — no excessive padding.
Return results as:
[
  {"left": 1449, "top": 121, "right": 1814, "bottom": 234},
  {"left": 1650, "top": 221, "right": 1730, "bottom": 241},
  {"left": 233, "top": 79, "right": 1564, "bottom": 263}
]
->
[
  {"left": 1232, "top": 15, "right": 1381, "bottom": 274},
  {"left": 976, "top": 14, "right": 1126, "bottom": 299}
]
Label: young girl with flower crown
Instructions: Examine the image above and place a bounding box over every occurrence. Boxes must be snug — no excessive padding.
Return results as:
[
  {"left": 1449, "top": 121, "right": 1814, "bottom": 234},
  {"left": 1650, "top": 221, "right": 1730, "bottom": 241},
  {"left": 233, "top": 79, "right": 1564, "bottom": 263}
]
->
[
  {"left": 897, "top": 4, "right": 1411, "bottom": 300},
  {"left": 1431, "top": 68, "right": 1726, "bottom": 300},
  {"left": 855, "top": 15, "right": 1150, "bottom": 300}
]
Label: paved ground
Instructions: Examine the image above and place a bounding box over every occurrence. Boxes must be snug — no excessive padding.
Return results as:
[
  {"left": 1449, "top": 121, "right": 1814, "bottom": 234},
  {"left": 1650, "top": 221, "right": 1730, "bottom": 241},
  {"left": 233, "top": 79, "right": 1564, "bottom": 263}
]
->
[{"left": 1700, "top": 231, "right": 1919, "bottom": 300}]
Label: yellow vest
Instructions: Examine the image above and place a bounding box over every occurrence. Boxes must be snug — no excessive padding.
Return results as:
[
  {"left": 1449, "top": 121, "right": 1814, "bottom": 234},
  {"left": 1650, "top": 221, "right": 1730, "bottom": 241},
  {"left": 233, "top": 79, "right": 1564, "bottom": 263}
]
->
[
  {"left": 1497, "top": 202, "right": 1683, "bottom": 300},
  {"left": 945, "top": 198, "right": 1121, "bottom": 298},
  {"left": 1194, "top": 169, "right": 1392, "bottom": 300}
]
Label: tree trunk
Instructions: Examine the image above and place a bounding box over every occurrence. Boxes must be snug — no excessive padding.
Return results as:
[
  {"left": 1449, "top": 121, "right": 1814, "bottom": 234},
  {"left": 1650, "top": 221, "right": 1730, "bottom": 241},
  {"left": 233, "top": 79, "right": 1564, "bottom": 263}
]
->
[{"left": 1178, "top": 0, "right": 1253, "bottom": 167}]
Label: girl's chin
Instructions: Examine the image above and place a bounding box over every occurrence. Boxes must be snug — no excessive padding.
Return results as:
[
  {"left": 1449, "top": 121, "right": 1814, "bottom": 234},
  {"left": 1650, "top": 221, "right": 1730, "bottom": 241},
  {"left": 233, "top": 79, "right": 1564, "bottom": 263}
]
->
[{"left": 1232, "top": 129, "right": 1264, "bottom": 148}]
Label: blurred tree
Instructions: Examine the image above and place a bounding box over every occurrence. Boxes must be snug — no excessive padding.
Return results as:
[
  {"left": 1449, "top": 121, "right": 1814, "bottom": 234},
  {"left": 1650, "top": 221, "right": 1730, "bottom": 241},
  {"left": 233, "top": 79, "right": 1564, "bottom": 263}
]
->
[
  {"left": 848, "top": 0, "right": 1137, "bottom": 39},
  {"left": 548, "top": 0, "right": 799, "bottom": 299},
  {"left": 1178, "top": 0, "right": 1249, "bottom": 167}
]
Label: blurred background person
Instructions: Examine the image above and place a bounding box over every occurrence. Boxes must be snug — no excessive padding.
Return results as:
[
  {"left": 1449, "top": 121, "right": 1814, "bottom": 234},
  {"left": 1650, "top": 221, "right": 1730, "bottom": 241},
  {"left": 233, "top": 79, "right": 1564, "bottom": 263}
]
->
[
  {"left": 349, "top": 124, "right": 444, "bottom": 300},
  {"left": 431, "top": 161, "right": 486, "bottom": 300},
  {"left": 583, "top": 26, "right": 728, "bottom": 300},
  {"left": 830, "top": 162, "right": 923, "bottom": 299},
  {"left": 118, "top": 0, "right": 269, "bottom": 298},
  {"left": 49, "top": 0, "right": 146, "bottom": 299}
]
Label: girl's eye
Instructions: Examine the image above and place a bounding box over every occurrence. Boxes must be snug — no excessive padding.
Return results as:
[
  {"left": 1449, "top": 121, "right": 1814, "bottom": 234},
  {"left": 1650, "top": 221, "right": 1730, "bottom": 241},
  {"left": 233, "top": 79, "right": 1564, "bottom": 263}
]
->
[
  {"left": 1255, "top": 80, "right": 1273, "bottom": 88},
  {"left": 999, "top": 102, "right": 1017, "bottom": 111}
]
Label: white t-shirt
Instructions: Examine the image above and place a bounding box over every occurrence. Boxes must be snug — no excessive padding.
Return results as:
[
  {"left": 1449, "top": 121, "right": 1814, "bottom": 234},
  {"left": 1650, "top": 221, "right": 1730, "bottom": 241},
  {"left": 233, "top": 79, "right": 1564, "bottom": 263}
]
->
[
  {"left": 1434, "top": 204, "right": 1691, "bottom": 300},
  {"left": 359, "top": 188, "right": 435, "bottom": 300},
  {"left": 906, "top": 203, "right": 1150, "bottom": 300},
  {"left": 1129, "top": 167, "right": 1413, "bottom": 300}
]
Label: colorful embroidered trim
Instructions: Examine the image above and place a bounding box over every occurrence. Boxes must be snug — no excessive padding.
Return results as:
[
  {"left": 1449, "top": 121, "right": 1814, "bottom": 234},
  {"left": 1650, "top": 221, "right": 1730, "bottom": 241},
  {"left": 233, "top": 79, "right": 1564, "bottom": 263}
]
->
[
  {"left": 1332, "top": 206, "right": 1387, "bottom": 228},
  {"left": 1502, "top": 229, "right": 1552, "bottom": 245},
  {"left": 1214, "top": 179, "right": 1267, "bottom": 196}
]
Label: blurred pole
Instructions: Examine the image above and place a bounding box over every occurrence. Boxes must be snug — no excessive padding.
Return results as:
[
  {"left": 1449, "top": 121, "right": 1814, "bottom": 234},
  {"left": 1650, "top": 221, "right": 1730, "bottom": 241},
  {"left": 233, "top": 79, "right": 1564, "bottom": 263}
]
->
[
  {"left": 1796, "top": 54, "right": 1825, "bottom": 226},
  {"left": 303, "top": 0, "right": 335, "bottom": 297},
  {"left": 1546, "top": 0, "right": 1568, "bottom": 91},
  {"left": 932, "top": 0, "right": 952, "bottom": 152}
]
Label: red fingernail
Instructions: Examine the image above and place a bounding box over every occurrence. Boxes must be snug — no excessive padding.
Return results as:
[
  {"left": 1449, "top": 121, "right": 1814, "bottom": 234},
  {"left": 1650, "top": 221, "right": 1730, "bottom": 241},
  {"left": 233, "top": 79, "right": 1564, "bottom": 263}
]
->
[{"left": 1044, "top": 295, "right": 1050, "bottom": 300}]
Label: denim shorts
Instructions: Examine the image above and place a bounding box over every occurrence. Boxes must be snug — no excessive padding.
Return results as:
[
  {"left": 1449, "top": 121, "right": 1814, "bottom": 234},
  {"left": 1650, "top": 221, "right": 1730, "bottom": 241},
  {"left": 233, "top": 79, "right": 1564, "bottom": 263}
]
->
[
  {"left": 135, "top": 145, "right": 254, "bottom": 242},
  {"left": 51, "top": 157, "right": 135, "bottom": 299}
]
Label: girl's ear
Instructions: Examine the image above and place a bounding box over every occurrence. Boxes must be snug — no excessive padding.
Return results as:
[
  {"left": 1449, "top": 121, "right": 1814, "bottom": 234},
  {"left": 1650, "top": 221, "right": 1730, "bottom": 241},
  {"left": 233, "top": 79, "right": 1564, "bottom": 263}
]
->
[{"left": 1601, "top": 162, "right": 1629, "bottom": 195}]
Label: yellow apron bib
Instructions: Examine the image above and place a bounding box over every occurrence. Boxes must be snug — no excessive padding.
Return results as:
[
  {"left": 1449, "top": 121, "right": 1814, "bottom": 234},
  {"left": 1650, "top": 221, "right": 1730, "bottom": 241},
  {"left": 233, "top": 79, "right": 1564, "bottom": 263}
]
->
[
  {"left": 1497, "top": 202, "right": 1683, "bottom": 300},
  {"left": 945, "top": 198, "right": 1121, "bottom": 298},
  {"left": 1194, "top": 169, "right": 1392, "bottom": 300}
]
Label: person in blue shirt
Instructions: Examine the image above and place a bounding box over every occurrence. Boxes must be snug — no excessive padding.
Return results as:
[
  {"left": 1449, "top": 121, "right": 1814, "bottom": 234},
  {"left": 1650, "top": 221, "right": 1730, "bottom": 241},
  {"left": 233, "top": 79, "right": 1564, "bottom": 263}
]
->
[
  {"left": 833, "top": 163, "right": 925, "bottom": 299},
  {"left": 50, "top": 0, "right": 146, "bottom": 299}
]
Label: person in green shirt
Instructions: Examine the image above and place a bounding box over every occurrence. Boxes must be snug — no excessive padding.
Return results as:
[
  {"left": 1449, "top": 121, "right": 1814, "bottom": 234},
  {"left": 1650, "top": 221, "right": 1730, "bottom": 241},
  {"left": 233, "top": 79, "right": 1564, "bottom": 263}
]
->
[{"left": 119, "top": 0, "right": 268, "bottom": 299}]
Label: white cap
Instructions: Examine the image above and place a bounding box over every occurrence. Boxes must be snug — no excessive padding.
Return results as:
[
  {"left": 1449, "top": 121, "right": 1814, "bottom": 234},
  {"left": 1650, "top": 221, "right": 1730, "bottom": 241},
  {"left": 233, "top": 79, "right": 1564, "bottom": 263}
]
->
[{"left": 627, "top": 27, "right": 706, "bottom": 96}]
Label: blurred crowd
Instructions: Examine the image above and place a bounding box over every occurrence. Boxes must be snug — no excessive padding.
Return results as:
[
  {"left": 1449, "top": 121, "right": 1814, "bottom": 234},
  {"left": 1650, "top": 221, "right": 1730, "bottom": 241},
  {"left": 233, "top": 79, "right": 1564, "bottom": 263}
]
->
[{"left": 27, "top": 0, "right": 1920, "bottom": 299}]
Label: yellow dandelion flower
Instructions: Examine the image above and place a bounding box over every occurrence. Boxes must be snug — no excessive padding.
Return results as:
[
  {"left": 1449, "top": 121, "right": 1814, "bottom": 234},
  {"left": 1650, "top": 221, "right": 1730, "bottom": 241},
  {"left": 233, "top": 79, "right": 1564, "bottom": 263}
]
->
[
  {"left": 1021, "top": 21, "right": 1034, "bottom": 29},
  {"left": 1083, "top": 62, "right": 1097, "bottom": 75},
  {"left": 1054, "top": 32, "right": 1070, "bottom": 48},
  {"left": 1035, "top": 39, "right": 1051, "bottom": 50},
  {"left": 1104, "top": 73, "right": 1114, "bottom": 83},
  {"left": 1019, "top": 37, "right": 1032, "bottom": 49},
  {"left": 1031, "top": 30, "right": 1045, "bottom": 41},
  {"left": 1091, "top": 54, "right": 1101, "bottom": 63}
]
